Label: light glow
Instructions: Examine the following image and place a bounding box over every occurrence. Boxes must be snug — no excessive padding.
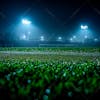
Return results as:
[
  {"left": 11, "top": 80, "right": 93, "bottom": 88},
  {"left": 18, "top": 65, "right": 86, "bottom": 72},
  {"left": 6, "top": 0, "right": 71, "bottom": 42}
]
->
[
  {"left": 70, "top": 38, "right": 73, "bottom": 41},
  {"left": 40, "top": 36, "right": 44, "bottom": 41},
  {"left": 84, "top": 35, "right": 88, "bottom": 39},
  {"left": 94, "top": 38, "right": 98, "bottom": 42},
  {"left": 28, "top": 32, "right": 31, "bottom": 35},
  {"left": 81, "top": 25, "right": 88, "bottom": 30},
  {"left": 21, "top": 34, "right": 26, "bottom": 40},
  {"left": 73, "top": 35, "right": 76, "bottom": 39},
  {"left": 22, "top": 19, "right": 31, "bottom": 25},
  {"left": 58, "top": 37, "right": 62, "bottom": 40}
]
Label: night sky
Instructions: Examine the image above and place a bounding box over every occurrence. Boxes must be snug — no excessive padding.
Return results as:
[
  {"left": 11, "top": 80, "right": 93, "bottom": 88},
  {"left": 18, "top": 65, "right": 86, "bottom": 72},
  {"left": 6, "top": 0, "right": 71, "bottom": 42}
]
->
[{"left": 0, "top": 0, "right": 100, "bottom": 37}]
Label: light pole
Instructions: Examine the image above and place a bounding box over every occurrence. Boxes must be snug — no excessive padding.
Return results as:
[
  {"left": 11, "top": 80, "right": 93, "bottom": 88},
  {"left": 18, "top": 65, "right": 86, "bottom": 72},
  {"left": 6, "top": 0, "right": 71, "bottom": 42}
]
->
[
  {"left": 80, "top": 25, "right": 88, "bottom": 43},
  {"left": 21, "top": 19, "right": 32, "bottom": 40}
]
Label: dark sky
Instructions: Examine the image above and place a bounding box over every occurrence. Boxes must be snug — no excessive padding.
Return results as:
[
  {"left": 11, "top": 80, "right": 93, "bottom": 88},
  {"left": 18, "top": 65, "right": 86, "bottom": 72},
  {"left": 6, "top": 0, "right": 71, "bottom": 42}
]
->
[{"left": 0, "top": 0, "right": 100, "bottom": 37}]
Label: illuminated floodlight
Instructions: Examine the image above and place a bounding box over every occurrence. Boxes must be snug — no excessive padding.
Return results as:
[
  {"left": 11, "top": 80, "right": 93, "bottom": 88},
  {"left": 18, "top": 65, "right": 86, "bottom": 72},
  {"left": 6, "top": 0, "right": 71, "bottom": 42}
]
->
[
  {"left": 40, "top": 36, "right": 44, "bottom": 41},
  {"left": 58, "top": 37, "right": 62, "bottom": 40},
  {"left": 21, "top": 34, "right": 26, "bottom": 40},
  {"left": 73, "top": 35, "right": 76, "bottom": 39},
  {"left": 81, "top": 25, "right": 88, "bottom": 30},
  {"left": 23, "top": 35, "right": 26, "bottom": 39},
  {"left": 22, "top": 19, "right": 31, "bottom": 25},
  {"left": 70, "top": 38, "right": 73, "bottom": 41}
]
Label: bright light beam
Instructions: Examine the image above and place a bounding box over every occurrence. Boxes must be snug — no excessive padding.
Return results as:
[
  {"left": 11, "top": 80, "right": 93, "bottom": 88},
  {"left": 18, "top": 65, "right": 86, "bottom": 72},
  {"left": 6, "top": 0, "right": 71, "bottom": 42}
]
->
[
  {"left": 81, "top": 25, "right": 88, "bottom": 30},
  {"left": 22, "top": 19, "right": 31, "bottom": 25},
  {"left": 73, "top": 35, "right": 76, "bottom": 39}
]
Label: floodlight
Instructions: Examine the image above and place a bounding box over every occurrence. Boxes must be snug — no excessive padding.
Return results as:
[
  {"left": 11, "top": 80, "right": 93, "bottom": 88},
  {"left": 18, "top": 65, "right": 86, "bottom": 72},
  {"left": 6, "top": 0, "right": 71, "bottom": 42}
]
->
[
  {"left": 22, "top": 19, "right": 31, "bottom": 25},
  {"left": 81, "top": 25, "right": 88, "bottom": 30},
  {"left": 40, "top": 36, "right": 44, "bottom": 41},
  {"left": 22, "top": 35, "right": 26, "bottom": 40},
  {"left": 73, "top": 35, "right": 76, "bottom": 39},
  {"left": 58, "top": 37, "right": 62, "bottom": 40},
  {"left": 70, "top": 38, "right": 73, "bottom": 41}
]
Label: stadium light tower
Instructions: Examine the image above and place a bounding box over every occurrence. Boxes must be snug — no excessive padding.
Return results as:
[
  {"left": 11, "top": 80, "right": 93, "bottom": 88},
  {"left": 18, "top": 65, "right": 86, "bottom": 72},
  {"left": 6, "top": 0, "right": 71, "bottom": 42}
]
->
[
  {"left": 22, "top": 19, "right": 31, "bottom": 25},
  {"left": 81, "top": 25, "right": 88, "bottom": 30},
  {"left": 58, "top": 37, "right": 62, "bottom": 40},
  {"left": 21, "top": 19, "right": 32, "bottom": 40}
]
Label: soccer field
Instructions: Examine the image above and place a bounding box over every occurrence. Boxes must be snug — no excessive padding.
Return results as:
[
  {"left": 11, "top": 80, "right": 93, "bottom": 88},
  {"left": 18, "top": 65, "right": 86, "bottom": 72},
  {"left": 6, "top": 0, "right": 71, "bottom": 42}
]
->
[{"left": 0, "top": 47, "right": 100, "bottom": 100}]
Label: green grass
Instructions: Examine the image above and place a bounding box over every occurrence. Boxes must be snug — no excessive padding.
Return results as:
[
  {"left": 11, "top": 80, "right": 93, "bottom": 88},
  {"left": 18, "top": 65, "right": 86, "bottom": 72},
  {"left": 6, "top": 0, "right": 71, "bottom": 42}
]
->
[
  {"left": 0, "top": 47, "right": 100, "bottom": 52},
  {"left": 0, "top": 47, "right": 100, "bottom": 100}
]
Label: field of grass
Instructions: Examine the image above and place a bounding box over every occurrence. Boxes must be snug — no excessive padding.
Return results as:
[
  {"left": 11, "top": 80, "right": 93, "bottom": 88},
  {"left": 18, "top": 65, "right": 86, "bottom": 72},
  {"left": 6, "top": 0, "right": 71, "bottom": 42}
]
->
[
  {"left": 0, "top": 47, "right": 100, "bottom": 52},
  {"left": 0, "top": 47, "right": 100, "bottom": 100}
]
